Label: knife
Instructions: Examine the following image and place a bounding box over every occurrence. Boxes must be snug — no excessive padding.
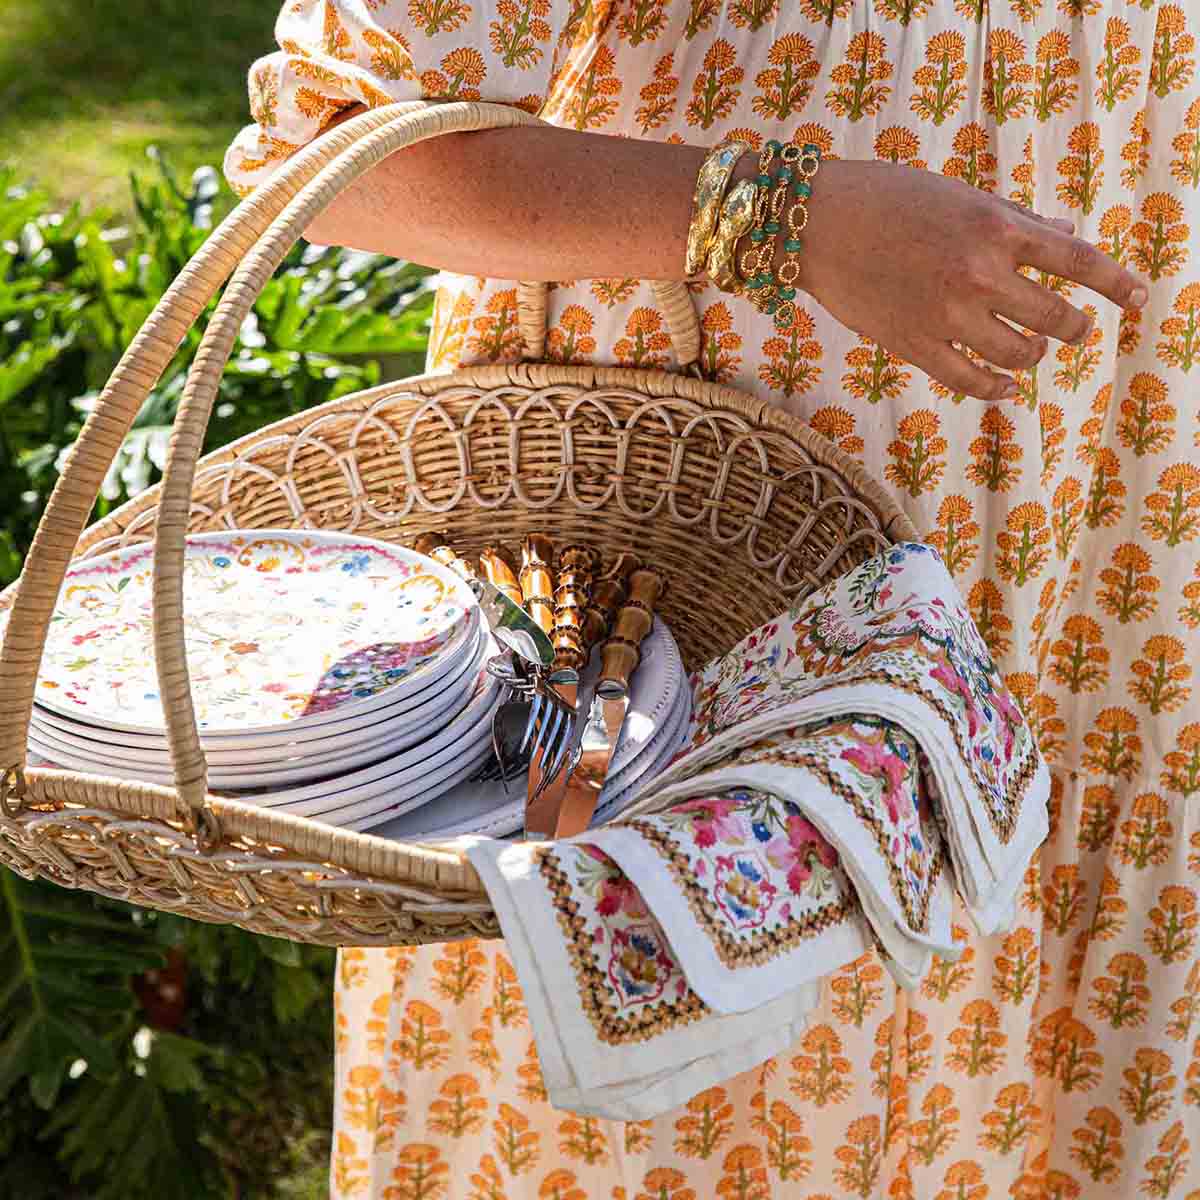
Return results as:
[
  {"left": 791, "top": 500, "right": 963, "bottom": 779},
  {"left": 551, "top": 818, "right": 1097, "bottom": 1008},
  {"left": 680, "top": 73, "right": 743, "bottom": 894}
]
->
[
  {"left": 528, "top": 564, "right": 663, "bottom": 840},
  {"left": 525, "top": 550, "right": 639, "bottom": 835},
  {"left": 479, "top": 545, "right": 524, "bottom": 611},
  {"left": 468, "top": 575, "right": 555, "bottom": 670}
]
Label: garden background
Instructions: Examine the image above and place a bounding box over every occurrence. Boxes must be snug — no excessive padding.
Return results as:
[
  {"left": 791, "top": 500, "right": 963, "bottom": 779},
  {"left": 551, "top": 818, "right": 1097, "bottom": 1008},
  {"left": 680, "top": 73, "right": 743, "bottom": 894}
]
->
[{"left": 0, "top": 3, "right": 438, "bottom": 1195}]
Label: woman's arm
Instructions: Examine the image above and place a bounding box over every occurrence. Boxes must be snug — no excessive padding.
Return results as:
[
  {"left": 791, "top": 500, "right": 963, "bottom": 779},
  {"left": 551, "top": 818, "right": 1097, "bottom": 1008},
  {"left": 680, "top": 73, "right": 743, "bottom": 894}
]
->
[
  {"left": 305, "top": 119, "right": 710, "bottom": 283},
  {"left": 305, "top": 117, "right": 1147, "bottom": 402}
]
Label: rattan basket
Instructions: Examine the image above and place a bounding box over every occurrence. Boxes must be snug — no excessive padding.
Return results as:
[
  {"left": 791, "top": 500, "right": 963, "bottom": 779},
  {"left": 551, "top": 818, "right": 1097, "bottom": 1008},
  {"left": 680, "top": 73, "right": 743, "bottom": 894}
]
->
[{"left": 0, "top": 102, "right": 916, "bottom": 946}]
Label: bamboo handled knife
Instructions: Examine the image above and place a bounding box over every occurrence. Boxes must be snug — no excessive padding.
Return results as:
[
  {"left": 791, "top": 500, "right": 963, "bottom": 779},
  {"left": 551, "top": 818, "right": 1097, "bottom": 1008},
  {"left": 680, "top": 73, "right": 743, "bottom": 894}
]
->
[{"left": 528, "top": 565, "right": 664, "bottom": 840}]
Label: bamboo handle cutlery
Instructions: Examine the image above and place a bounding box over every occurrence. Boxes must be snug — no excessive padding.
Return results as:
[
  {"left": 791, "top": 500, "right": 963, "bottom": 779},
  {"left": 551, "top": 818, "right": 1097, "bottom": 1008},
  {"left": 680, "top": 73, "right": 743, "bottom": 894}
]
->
[{"left": 410, "top": 532, "right": 661, "bottom": 839}]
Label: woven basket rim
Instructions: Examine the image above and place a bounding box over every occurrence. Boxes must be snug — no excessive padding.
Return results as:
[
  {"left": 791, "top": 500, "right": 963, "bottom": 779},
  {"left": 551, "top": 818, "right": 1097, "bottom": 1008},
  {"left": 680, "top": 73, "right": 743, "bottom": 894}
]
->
[{"left": 70, "top": 361, "right": 918, "bottom": 561}]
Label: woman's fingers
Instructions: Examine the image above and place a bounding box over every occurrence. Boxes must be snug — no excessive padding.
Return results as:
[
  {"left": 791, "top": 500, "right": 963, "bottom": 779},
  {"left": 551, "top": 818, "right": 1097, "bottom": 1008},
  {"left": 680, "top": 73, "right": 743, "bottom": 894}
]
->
[
  {"left": 968, "top": 317, "right": 1048, "bottom": 372},
  {"left": 917, "top": 340, "right": 1016, "bottom": 401},
  {"left": 1015, "top": 223, "right": 1148, "bottom": 310},
  {"left": 1000, "top": 198, "right": 1075, "bottom": 236},
  {"left": 993, "top": 270, "right": 1095, "bottom": 344}
]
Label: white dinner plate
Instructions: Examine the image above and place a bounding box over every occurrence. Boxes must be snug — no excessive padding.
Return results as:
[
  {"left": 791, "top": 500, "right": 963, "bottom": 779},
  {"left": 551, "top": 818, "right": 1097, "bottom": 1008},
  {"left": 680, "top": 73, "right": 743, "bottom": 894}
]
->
[
  {"left": 28, "top": 642, "right": 481, "bottom": 770},
  {"left": 26, "top": 724, "right": 416, "bottom": 790},
  {"left": 257, "top": 672, "right": 502, "bottom": 814},
  {"left": 361, "top": 629, "right": 693, "bottom": 842},
  {"left": 27, "top": 673, "right": 489, "bottom": 790},
  {"left": 305, "top": 726, "right": 496, "bottom": 828}
]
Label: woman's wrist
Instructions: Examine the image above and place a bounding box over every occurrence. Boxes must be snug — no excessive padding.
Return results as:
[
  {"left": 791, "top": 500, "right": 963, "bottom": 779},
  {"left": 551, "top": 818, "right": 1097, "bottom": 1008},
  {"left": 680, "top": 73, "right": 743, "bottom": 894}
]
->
[{"left": 715, "top": 142, "right": 840, "bottom": 314}]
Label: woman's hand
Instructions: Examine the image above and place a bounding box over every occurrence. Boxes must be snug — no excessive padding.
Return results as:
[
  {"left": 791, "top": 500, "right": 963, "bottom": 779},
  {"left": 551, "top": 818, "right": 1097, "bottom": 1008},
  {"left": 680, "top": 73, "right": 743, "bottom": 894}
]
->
[{"left": 793, "top": 159, "right": 1148, "bottom": 401}]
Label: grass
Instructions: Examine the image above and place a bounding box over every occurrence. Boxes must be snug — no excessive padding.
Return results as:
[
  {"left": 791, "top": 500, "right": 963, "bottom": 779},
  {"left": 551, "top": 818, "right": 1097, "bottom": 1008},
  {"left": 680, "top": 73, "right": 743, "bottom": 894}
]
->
[{"left": 0, "top": 0, "right": 277, "bottom": 211}]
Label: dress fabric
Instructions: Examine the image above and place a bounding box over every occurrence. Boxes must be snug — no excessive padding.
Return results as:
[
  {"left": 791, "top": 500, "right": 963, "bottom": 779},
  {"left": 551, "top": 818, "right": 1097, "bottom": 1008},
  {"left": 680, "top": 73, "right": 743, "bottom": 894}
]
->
[{"left": 226, "top": 1, "right": 1200, "bottom": 1196}]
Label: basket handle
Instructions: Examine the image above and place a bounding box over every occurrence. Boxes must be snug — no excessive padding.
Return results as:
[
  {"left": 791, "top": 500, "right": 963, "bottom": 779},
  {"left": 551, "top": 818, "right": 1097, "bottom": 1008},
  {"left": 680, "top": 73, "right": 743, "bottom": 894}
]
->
[
  {"left": 0, "top": 102, "right": 430, "bottom": 798},
  {"left": 14, "top": 100, "right": 700, "bottom": 835}
]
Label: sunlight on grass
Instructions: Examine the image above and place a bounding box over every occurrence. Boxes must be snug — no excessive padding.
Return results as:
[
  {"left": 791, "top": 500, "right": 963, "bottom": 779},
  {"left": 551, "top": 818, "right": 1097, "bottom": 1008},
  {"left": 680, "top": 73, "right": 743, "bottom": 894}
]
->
[{"left": 0, "top": 0, "right": 276, "bottom": 210}]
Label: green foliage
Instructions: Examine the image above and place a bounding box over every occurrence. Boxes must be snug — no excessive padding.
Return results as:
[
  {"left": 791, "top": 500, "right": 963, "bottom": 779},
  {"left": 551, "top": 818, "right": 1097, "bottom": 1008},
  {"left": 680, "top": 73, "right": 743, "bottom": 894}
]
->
[
  {"left": 0, "top": 159, "right": 437, "bottom": 1195},
  {"left": 0, "top": 158, "right": 434, "bottom": 588},
  {"left": 1, "top": 873, "right": 338, "bottom": 1198},
  {"left": 0, "top": 0, "right": 278, "bottom": 212}
]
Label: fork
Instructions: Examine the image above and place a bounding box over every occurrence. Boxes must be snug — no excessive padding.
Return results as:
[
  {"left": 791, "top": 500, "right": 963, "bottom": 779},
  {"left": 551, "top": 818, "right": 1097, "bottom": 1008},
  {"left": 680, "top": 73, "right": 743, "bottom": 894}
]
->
[
  {"left": 525, "top": 544, "right": 612, "bottom": 820},
  {"left": 524, "top": 551, "right": 638, "bottom": 829},
  {"left": 521, "top": 672, "right": 577, "bottom": 803}
]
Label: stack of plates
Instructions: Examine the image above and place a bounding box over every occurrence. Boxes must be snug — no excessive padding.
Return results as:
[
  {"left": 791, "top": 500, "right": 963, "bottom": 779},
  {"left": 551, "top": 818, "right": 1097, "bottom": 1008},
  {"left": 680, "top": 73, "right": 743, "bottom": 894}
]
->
[
  {"left": 14, "top": 528, "right": 693, "bottom": 840},
  {"left": 16, "top": 530, "right": 502, "bottom": 823}
]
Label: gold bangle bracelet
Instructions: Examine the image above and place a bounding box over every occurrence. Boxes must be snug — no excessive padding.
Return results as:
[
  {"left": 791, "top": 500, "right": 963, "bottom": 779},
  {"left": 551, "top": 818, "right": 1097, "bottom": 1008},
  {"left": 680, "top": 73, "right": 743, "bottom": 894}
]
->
[
  {"left": 684, "top": 139, "right": 753, "bottom": 278},
  {"left": 704, "top": 179, "right": 758, "bottom": 294}
]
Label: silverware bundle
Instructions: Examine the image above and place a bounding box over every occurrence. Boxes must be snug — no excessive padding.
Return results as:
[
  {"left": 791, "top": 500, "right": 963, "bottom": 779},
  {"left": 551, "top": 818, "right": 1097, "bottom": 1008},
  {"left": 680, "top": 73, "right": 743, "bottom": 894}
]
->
[{"left": 410, "top": 533, "right": 664, "bottom": 840}]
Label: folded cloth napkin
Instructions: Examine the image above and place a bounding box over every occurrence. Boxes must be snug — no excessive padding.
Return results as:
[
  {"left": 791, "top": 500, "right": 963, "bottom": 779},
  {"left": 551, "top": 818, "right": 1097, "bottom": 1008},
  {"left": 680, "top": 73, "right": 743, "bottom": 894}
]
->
[
  {"left": 464, "top": 542, "right": 1050, "bottom": 1120},
  {"left": 465, "top": 827, "right": 827, "bottom": 1121},
  {"left": 625, "top": 541, "right": 1050, "bottom": 936}
]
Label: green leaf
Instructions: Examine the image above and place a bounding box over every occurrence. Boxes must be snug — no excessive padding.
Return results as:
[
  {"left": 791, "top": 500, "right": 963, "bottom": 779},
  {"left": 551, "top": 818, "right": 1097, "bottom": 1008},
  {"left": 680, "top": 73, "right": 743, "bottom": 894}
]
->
[
  {"left": 256, "top": 935, "right": 302, "bottom": 968},
  {"left": 148, "top": 1032, "right": 211, "bottom": 1094},
  {"left": 45, "top": 1034, "right": 223, "bottom": 1200},
  {"left": 0, "top": 333, "right": 73, "bottom": 410},
  {"left": 29, "top": 1065, "right": 63, "bottom": 1110},
  {"left": 0, "top": 872, "right": 158, "bottom": 1101},
  {"left": 272, "top": 963, "right": 323, "bottom": 1025}
]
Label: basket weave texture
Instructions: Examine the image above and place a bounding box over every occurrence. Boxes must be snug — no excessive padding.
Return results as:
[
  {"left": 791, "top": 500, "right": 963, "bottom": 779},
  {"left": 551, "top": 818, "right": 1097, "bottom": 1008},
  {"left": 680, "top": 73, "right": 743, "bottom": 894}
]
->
[{"left": 0, "top": 103, "right": 914, "bottom": 946}]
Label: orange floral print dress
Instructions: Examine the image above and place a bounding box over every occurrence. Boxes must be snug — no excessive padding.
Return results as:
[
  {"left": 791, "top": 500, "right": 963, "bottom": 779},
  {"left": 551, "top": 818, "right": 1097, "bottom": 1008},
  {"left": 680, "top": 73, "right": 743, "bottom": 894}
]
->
[{"left": 226, "top": 1, "right": 1200, "bottom": 1196}]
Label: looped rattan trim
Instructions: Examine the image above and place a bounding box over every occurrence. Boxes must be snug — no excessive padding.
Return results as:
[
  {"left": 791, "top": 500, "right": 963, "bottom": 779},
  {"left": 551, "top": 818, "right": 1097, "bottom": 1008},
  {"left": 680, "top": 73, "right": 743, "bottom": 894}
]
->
[{"left": 0, "top": 765, "right": 26, "bottom": 819}]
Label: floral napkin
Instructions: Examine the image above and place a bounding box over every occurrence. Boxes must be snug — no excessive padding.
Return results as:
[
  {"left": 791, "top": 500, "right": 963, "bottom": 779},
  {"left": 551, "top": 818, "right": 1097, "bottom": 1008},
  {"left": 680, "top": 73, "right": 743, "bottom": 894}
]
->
[
  {"left": 464, "top": 543, "right": 1049, "bottom": 1121},
  {"left": 629, "top": 541, "right": 1050, "bottom": 936}
]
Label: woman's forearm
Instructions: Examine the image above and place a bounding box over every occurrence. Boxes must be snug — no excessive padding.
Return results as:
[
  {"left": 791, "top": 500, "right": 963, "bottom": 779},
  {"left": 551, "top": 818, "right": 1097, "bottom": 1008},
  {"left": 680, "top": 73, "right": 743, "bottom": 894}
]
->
[
  {"left": 304, "top": 121, "right": 718, "bottom": 281},
  {"left": 301, "top": 112, "right": 1144, "bottom": 402}
]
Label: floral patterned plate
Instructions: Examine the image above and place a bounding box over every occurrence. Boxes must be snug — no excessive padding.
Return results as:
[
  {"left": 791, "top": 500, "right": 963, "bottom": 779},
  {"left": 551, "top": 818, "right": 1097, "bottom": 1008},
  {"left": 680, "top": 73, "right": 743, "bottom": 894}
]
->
[
  {"left": 27, "top": 619, "right": 484, "bottom": 752},
  {"left": 27, "top": 643, "right": 502, "bottom": 805},
  {"left": 12, "top": 530, "right": 479, "bottom": 737},
  {"left": 26, "top": 670, "right": 475, "bottom": 787},
  {"left": 27, "top": 627, "right": 482, "bottom": 770}
]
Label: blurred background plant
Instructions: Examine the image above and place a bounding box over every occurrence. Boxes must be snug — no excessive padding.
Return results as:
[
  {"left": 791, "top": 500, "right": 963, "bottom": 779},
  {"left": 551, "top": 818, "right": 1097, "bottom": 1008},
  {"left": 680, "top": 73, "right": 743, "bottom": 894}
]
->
[{"left": 0, "top": 4, "right": 439, "bottom": 1191}]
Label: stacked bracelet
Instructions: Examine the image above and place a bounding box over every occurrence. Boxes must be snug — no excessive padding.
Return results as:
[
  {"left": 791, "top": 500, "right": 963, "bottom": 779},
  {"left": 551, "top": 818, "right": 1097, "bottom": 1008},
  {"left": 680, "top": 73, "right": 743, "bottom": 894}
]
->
[
  {"left": 738, "top": 139, "right": 822, "bottom": 330},
  {"left": 704, "top": 179, "right": 758, "bottom": 293},
  {"left": 772, "top": 143, "right": 821, "bottom": 330},
  {"left": 685, "top": 135, "right": 823, "bottom": 332}
]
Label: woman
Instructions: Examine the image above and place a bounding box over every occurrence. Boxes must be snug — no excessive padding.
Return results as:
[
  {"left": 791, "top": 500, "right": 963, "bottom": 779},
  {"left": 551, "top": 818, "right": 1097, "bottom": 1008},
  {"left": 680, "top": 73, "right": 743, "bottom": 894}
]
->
[{"left": 227, "top": 2, "right": 1199, "bottom": 1197}]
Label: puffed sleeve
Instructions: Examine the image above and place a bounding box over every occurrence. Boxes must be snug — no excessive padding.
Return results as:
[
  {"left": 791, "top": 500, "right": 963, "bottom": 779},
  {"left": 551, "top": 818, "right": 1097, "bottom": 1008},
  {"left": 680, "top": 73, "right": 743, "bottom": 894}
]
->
[{"left": 224, "top": 0, "right": 583, "bottom": 195}]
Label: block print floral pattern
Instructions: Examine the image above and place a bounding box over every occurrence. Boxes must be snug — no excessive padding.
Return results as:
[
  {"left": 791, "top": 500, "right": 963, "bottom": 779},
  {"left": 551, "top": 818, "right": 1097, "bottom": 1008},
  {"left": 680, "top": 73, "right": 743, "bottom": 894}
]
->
[
  {"left": 686, "top": 717, "right": 945, "bottom": 937},
  {"left": 690, "top": 545, "right": 1037, "bottom": 845},
  {"left": 227, "top": 0, "right": 1200, "bottom": 1196},
  {"left": 533, "top": 787, "right": 862, "bottom": 1039}
]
